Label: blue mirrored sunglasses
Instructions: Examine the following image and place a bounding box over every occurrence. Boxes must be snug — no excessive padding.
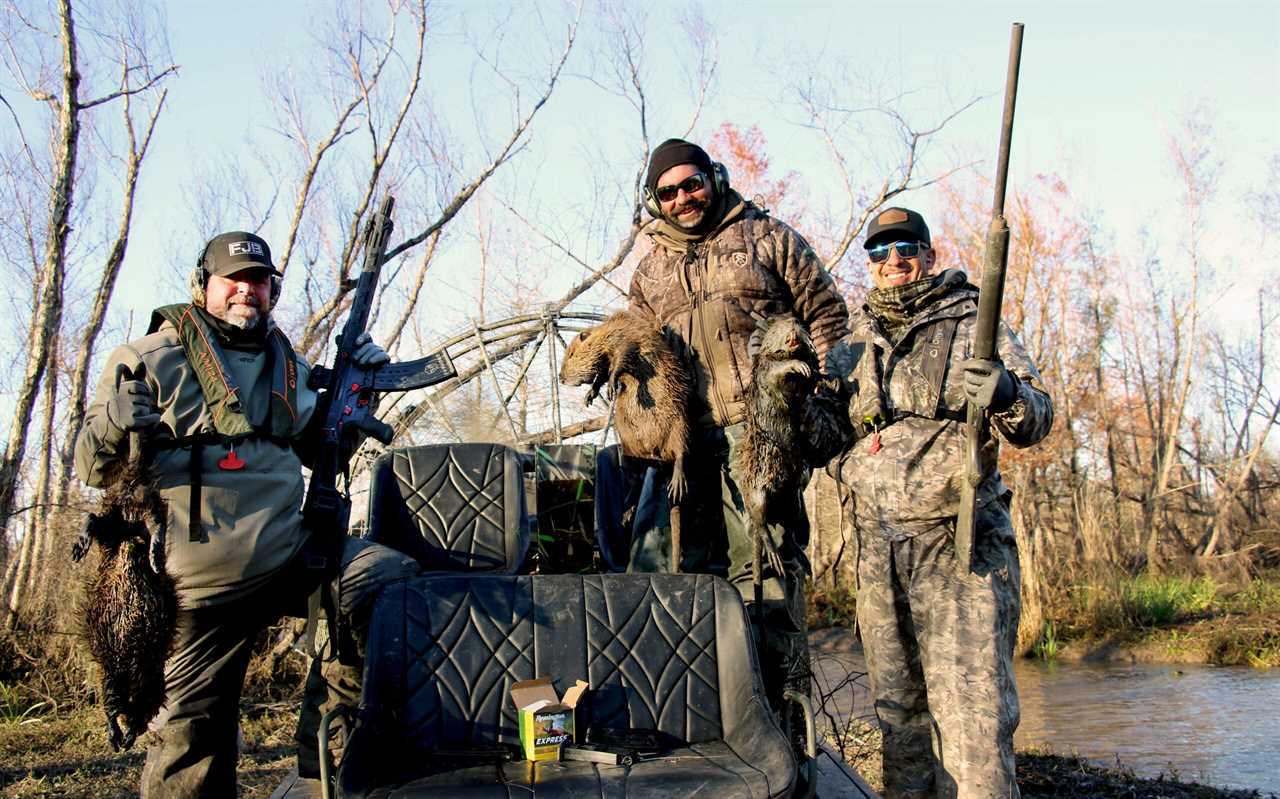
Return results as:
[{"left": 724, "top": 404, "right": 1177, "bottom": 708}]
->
[{"left": 867, "top": 240, "right": 928, "bottom": 263}]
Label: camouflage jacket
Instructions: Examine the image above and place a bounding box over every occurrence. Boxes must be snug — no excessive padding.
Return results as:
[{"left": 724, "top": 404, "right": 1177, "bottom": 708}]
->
[
  {"left": 827, "top": 275, "right": 1053, "bottom": 539},
  {"left": 629, "top": 194, "right": 849, "bottom": 427}
]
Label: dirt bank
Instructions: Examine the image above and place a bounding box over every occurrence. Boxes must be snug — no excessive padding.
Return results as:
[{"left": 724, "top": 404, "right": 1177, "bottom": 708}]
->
[{"left": 1054, "top": 611, "right": 1280, "bottom": 668}]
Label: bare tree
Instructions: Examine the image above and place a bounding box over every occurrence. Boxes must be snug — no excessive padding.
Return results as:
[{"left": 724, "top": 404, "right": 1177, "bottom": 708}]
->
[
  {"left": 1197, "top": 290, "right": 1280, "bottom": 559},
  {"left": 0, "top": 0, "right": 175, "bottom": 626},
  {"left": 0, "top": 0, "right": 176, "bottom": 540},
  {"left": 784, "top": 62, "right": 980, "bottom": 280}
]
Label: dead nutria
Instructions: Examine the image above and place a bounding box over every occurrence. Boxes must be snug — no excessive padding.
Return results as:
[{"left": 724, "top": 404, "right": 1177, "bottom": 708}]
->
[
  {"left": 559, "top": 310, "right": 692, "bottom": 504},
  {"left": 71, "top": 435, "right": 176, "bottom": 752},
  {"left": 739, "top": 316, "right": 821, "bottom": 584}
]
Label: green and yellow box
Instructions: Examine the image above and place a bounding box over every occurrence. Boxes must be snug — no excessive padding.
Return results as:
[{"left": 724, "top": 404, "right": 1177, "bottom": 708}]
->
[{"left": 509, "top": 678, "right": 588, "bottom": 761}]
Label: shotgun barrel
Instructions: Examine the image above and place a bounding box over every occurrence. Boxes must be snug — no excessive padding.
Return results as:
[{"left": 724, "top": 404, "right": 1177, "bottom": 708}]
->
[{"left": 955, "top": 23, "right": 1024, "bottom": 571}]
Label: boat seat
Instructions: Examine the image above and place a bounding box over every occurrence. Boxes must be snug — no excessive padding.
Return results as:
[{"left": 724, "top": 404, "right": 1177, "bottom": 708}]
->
[
  {"left": 336, "top": 572, "right": 796, "bottom": 798},
  {"left": 365, "top": 444, "right": 529, "bottom": 573}
]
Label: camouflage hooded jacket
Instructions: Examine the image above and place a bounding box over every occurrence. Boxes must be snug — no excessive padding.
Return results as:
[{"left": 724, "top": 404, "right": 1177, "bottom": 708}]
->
[
  {"left": 628, "top": 193, "right": 849, "bottom": 428},
  {"left": 827, "top": 271, "right": 1053, "bottom": 539}
]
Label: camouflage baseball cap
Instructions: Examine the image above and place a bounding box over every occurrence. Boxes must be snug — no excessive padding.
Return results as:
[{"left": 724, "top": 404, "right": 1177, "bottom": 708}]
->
[
  {"left": 864, "top": 207, "right": 931, "bottom": 249},
  {"left": 200, "top": 231, "right": 283, "bottom": 277}
]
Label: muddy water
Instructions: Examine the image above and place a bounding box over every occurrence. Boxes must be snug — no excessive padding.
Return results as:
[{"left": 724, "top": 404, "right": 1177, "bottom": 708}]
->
[
  {"left": 1015, "top": 659, "right": 1280, "bottom": 794},
  {"left": 809, "top": 629, "right": 1280, "bottom": 794}
]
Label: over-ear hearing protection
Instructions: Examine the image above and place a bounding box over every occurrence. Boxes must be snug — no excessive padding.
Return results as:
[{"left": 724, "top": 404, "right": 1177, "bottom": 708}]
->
[
  {"left": 189, "top": 240, "right": 282, "bottom": 310},
  {"left": 642, "top": 161, "right": 730, "bottom": 219}
]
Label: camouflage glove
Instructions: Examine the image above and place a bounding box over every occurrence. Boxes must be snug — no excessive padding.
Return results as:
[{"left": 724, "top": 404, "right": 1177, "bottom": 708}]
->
[
  {"left": 961, "top": 357, "right": 1016, "bottom": 412},
  {"left": 349, "top": 332, "right": 391, "bottom": 367},
  {"left": 106, "top": 366, "right": 161, "bottom": 434}
]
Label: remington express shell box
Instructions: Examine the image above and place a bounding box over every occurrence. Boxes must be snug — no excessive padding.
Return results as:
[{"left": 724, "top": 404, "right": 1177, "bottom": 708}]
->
[{"left": 509, "top": 678, "right": 588, "bottom": 761}]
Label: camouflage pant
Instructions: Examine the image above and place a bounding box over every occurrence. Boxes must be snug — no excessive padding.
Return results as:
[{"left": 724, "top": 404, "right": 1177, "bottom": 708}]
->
[
  {"left": 139, "top": 536, "right": 418, "bottom": 797},
  {"left": 628, "top": 423, "right": 810, "bottom": 714},
  {"left": 855, "top": 500, "right": 1021, "bottom": 799}
]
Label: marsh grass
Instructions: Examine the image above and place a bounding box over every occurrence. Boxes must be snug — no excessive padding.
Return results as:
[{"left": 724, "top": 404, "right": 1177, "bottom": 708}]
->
[
  {"left": 1033, "top": 620, "right": 1060, "bottom": 661},
  {"left": 0, "top": 681, "right": 48, "bottom": 725},
  {"left": 1223, "top": 574, "right": 1280, "bottom": 615},
  {"left": 1067, "top": 573, "right": 1220, "bottom": 633},
  {"left": 1122, "top": 575, "right": 1218, "bottom": 627}
]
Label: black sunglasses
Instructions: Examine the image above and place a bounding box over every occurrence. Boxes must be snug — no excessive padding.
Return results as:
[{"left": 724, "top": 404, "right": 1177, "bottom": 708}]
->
[
  {"left": 654, "top": 173, "right": 708, "bottom": 203},
  {"left": 867, "top": 241, "right": 929, "bottom": 263}
]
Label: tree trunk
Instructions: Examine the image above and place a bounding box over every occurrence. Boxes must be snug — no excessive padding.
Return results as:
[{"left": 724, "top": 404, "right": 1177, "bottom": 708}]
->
[
  {"left": 0, "top": 0, "right": 79, "bottom": 536},
  {"left": 54, "top": 88, "right": 167, "bottom": 506},
  {"left": 23, "top": 354, "right": 59, "bottom": 607}
]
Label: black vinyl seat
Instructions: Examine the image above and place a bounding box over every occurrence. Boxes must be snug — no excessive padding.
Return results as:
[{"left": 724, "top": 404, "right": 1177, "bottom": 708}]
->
[
  {"left": 339, "top": 573, "right": 796, "bottom": 798},
  {"left": 365, "top": 444, "right": 529, "bottom": 573},
  {"left": 330, "top": 444, "right": 798, "bottom": 798}
]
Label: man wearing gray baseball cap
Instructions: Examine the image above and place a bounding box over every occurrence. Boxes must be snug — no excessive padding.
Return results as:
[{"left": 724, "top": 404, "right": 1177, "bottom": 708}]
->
[{"left": 75, "top": 229, "right": 419, "bottom": 796}]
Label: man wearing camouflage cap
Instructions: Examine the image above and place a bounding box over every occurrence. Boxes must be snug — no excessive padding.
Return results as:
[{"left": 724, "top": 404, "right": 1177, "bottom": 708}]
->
[
  {"left": 626, "top": 138, "right": 849, "bottom": 715},
  {"left": 827, "top": 207, "right": 1053, "bottom": 798},
  {"left": 75, "top": 231, "right": 419, "bottom": 796}
]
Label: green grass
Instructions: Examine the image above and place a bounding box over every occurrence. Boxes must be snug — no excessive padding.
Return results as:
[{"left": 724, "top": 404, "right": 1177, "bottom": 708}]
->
[
  {"left": 1121, "top": 575, "right": 1217, "bottom": 627},
  {"left": 1068, "top": 574, "right": 1220, "bottom": 634},
  {"left": 1033, "top": 620, "right": 1060, "bottom": 661},
  {"left": 1222, "top": 574, "right": 1280, "bottom": 615},
  {"left": 0, "top": 681, "right": 49, "bottom": 726}
]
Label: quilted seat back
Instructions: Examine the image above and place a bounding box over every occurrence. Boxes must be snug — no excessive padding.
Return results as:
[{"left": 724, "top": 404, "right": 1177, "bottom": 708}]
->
[
  {"left": 360, "top": 573, "right": 757, "bottom": 754},
  {"left": 365, "top": 444, "right": 529, "bottom": 573}
]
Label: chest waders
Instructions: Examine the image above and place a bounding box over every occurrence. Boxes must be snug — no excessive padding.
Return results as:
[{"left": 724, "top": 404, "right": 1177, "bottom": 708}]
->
[
  {"left": 856, "top": 315, "right": 964, "bottom": 435},
  {"left": 147, "top": 305, "right": 343, "bottom": 655}
]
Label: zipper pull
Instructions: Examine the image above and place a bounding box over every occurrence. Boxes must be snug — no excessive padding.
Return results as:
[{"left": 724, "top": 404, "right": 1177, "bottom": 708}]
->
[{"left": 682, "top": 244, "right": 698, "bottom": 300}]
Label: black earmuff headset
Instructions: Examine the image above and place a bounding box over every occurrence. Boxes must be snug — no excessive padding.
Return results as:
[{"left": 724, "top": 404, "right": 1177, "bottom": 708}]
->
[{"left": 642, "top": 161, "right": 730, "bottom": 219}]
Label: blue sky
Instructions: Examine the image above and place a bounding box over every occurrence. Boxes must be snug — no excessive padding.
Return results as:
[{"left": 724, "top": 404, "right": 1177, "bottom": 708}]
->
[{"left": 7, "top": 0, "right": 1280, "bottom": 343}]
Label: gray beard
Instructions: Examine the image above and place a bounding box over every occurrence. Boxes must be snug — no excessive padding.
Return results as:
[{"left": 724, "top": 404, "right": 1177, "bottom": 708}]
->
[
  {"left": 213, "top": 303, "right": 262, "bottom": 330},
  {"left": 668, "top": 204, "right": 707, "bottom": 230}
]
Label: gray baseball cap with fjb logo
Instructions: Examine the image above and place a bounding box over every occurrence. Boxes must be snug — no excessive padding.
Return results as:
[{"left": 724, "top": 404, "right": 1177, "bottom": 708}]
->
[{"left": 200, "top": 231, "right": 284, "bottom": 277}]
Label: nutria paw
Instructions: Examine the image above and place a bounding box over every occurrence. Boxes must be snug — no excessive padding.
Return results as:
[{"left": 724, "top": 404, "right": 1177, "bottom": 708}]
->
[
  {"left": 107, "top": 714, "right": 136, "bottom": 751},
  {"left": 71, "top": 527, "right": 93, "bottom": 562},
  {"left": 761, "top": 533, "right": 785, "bottom": 579},
  {"left": 667, "top": 465, "right": 687, "bottom": 505}
]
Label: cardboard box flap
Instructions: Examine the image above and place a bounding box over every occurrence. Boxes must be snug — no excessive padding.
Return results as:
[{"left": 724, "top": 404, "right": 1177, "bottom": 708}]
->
[
  {"left": 510, "top": 678, "right": 559, "bottom": 710},
  {"left": 562, "top": 679, "right": 589, "bottom": 708}
]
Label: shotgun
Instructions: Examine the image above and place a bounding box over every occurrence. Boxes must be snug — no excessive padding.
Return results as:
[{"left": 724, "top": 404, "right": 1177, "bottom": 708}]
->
[{"left": 955, "top": 23, "right": 1024, "bottom": 571}]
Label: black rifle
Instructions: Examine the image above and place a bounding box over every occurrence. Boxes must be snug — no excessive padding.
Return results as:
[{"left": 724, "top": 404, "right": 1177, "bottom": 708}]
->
[
  {"left": 955, "top": 23, "right": 1025, "bottom": 571},
  {"left": 302, "top": 195, "right": 455, "bottom": 573}
]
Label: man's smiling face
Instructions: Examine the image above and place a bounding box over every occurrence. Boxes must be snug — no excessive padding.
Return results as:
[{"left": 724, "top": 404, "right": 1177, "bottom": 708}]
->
[{"left": 867, "top": 240, "right": 936, "bottom": 289}]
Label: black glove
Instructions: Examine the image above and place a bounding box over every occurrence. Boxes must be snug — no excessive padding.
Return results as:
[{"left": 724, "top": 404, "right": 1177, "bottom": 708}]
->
[
  {"left": 106, "top": 365, "right": 161, "bottom": 433},
  {"left": 348, "top": 332, "right": 391, "bottom": 367},
  {"left": 961, "top": 358, "right": 1016, "bottom": 412}
]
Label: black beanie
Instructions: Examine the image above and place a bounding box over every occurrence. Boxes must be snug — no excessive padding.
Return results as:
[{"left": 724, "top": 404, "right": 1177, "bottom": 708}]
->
[{"left": 646, "top": 138, "right": 714, "bottom": 192}]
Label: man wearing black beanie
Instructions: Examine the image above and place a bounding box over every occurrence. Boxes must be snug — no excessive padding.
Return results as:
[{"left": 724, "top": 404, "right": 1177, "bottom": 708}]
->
[{"left": 627, "top": 137, "right": 849, "bottom": 717}]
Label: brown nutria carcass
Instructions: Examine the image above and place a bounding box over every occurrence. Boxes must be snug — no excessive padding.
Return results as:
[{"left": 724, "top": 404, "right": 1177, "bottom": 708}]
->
[
  {"left": 738, "top": 316, "right": 821, "bottom": 588},
  {"left": 559, "top": 310, "right": 692, "bottom": 503},
  {"left": 560, "top": 311, "right": 692, "bottom": 570},
  {"left": 71, "top": 433, "right": 176, "bottom": 752}
]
